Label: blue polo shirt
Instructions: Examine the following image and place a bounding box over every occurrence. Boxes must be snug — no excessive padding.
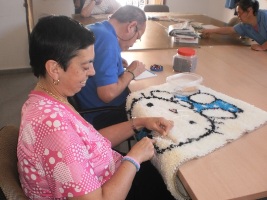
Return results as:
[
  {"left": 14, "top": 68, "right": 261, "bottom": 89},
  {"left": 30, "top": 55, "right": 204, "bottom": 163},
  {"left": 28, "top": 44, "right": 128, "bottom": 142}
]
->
[
  {"left": 234, "top": 9, "right": 267, "bottom": 45},
  {"left": 76, "top": 21, "right": 129, "bottom": 123}
]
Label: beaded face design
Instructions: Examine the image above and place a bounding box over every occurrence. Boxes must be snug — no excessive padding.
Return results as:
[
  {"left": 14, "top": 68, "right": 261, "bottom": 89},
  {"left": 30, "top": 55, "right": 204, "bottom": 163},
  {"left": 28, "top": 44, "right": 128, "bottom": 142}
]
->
[{"left": 126, "top": 89, "right": 243, "bottom": 154}]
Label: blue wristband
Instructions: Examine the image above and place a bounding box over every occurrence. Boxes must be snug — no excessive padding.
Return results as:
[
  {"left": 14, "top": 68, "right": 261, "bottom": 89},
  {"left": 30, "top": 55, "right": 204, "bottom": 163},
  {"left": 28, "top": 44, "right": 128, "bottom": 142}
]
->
[{"left": 122, "top": 156, "right": 140, "bottom": 172}]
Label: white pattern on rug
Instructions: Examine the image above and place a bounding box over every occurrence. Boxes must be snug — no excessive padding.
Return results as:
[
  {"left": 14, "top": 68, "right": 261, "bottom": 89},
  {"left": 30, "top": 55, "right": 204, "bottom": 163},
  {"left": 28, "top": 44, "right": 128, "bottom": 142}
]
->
[{"left": 126, "top": 83, "right": 267, "bottom": 200}]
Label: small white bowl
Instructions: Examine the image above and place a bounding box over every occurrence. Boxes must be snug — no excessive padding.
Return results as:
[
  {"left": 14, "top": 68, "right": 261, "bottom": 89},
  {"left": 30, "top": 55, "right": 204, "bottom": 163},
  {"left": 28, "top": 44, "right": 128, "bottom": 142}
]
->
[{"left": 166, "top": 72, "right": 203, "bottom": 95}]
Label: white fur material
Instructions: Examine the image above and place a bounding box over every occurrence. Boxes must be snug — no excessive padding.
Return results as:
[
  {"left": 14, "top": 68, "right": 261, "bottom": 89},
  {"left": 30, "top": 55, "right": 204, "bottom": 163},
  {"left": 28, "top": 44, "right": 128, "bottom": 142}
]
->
[{"left": 126, "top": 83, "right": 267, "bottom": 200}]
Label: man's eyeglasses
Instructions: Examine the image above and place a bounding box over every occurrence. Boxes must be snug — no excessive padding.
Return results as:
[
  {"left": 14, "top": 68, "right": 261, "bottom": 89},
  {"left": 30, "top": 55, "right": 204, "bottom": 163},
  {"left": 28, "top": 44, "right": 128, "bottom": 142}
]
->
[{"left": 135, "top": 26, "right": 141, "bottom": 42}]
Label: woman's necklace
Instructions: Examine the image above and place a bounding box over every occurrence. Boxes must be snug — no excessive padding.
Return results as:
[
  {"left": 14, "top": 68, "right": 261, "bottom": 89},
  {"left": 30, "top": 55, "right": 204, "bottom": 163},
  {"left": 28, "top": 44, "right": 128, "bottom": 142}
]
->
[
  {"left": 36, "top": 82, "right": 81, "bottom": 116},
  {"left": 36, "top": 82, "right": 69, "bottom": 104}
]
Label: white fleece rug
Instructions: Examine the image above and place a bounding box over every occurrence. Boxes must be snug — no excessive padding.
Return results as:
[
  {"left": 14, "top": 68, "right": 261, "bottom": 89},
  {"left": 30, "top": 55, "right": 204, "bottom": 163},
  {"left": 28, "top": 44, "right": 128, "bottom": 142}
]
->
[{"left": 126, "top": 83, "right": 267, "bottom": 200}]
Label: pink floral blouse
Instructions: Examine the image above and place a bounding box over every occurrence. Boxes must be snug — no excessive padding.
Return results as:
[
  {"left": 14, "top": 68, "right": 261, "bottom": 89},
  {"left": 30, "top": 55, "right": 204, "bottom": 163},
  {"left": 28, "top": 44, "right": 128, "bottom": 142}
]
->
[{"left": 17, "top": 91, "right": 122, "bottom": 199}]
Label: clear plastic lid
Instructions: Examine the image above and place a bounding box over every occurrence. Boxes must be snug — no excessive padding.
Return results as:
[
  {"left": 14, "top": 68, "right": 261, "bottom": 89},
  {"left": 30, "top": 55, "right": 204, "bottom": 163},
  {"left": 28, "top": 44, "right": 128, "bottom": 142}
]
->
[{"left": 166, "top": 72, "right": 203, "bottom": 95}]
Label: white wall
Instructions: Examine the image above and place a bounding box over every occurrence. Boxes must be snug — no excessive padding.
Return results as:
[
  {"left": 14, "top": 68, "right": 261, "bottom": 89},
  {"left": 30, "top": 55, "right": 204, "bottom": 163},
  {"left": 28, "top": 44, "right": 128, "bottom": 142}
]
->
[
  {"left": 32, "top": 0, "right": 73, "bottom": 26},
  {"left": 167, "top": 0, "right": 267, "bottom": 23},
  {"left": 206, "top": 0, "right": 267, "bottom": 23},
  {"left": 167, "top": 0, "right": 208, "bottom": 15},
  {"left": 164, "top": 0, "right": 236, "bottom": 25},
  {"left": 166, "top": 0, "right": 237, "bottom": 23},
  {"left": 1, "top": 0, "right": 267, "bottom": 71},
  {"left": 0, "top": 0, "right": 29, "bottom": 70},
  {"left": 0, "top": 0, "right": 74, "bottom": 71},
  {"left": 207, "top": 0, "right": 236, "bottom": 23}
]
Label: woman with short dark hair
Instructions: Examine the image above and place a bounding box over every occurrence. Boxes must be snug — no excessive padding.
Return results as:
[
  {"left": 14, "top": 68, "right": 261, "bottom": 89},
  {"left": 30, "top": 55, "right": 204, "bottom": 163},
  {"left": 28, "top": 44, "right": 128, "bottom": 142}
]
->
[
  {"left": 17, "top": 15, "right": 176, "bottom": 200},
  {"left": 201, "top": 0, "right": 267, "bottom": 51}
]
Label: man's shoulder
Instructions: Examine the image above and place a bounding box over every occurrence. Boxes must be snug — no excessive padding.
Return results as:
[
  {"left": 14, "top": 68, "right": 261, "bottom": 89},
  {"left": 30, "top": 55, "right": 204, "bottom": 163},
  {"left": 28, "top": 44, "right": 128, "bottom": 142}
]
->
[
  {"left": 89, "top": 21, "right": 117, "bottom": 47},
  {"left": 88, "top": 21, "right": 113, "bottom": 33}
]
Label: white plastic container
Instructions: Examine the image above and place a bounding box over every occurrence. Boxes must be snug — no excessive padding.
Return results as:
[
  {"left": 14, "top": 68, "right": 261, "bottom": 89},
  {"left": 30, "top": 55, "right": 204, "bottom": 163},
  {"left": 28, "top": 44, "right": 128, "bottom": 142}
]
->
[
  {"left": 166, "top": 72, "right": 203, "bottom": 95},
  {"left": 173, "top": 47, "right": 197, "bottom": 72}
]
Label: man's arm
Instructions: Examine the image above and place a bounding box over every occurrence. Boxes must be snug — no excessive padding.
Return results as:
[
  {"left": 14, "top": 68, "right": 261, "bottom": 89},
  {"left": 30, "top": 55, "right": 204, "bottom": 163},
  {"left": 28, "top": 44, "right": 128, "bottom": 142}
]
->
[
  {"left": 97, "top": 61, "right": 146, "bottom": 103},
  {"left": 80, "top": 0, "right": 97, "bottom": 17}
]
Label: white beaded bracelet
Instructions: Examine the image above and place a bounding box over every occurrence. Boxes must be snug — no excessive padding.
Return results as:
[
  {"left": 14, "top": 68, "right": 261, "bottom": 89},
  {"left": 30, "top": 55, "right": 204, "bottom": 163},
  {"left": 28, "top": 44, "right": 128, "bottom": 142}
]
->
[{"left": 122, "top": 156, "right": 140, "bottom": 172}]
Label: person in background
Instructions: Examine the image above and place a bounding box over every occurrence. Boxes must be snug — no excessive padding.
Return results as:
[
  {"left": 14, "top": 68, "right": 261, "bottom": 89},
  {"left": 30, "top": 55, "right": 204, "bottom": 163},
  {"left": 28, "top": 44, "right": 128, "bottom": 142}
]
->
[
  {"left": 76, "top": 5, "right": 147, "bottom": 130},
  {"left": 17, "top": 15, "right": 176, "bottom": 200},
  {"left": 73, "top": 0, "right": 121, "bottom": 17},
  {"left": 201, "top": 0, "right": 267, "bottom": 51}
]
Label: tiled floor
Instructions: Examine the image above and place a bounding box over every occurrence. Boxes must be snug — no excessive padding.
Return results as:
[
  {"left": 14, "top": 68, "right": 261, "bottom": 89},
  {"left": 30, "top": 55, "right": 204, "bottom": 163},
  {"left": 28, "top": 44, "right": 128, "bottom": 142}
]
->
[{"left": 0, "top": 69, "right": 132, "bottom": 152}]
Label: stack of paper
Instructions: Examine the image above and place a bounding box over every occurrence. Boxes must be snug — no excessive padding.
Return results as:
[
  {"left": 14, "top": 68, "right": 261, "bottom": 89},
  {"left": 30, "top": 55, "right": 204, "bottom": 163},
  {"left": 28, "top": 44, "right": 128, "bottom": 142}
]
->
[
  {"left": 135, "top": 70, "right": 157, "bottom": 80},
  {"left": 168, "top": 21, "right": 199, "bottom": 44},
  {"left": 174, "top": 35, "right": 199, "bottom": 44},
  {"left": 148, "top": 16, "right": 170, "bottom": 21}
]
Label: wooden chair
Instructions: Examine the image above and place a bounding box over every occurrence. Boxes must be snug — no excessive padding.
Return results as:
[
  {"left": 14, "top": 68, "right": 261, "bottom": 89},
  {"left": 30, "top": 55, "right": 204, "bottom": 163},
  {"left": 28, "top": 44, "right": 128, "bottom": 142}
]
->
[
  {"left": 24, "top": 0, "right": 34, "bottom": 38},
  {"left": 0, "top": 125, "right": 28, "bottom": 200},
  {"left": 144, "top": 4, "right": 170, "bottom": 12}
]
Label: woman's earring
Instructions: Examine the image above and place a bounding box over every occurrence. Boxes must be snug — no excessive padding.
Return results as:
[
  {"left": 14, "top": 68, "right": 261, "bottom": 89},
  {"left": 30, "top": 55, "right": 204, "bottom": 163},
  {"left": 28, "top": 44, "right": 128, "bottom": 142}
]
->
[{"left": 53, "top": 79, "right": 60, "bottom": 85}]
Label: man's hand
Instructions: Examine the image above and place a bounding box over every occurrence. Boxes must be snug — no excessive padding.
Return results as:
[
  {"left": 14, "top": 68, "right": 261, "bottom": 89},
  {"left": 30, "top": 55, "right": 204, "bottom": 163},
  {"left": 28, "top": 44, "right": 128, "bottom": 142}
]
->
[
  {"left": 128, "top": 60, "right": 146, "bottom": 78},
  {"left": 94, "top": 0, "right": 102, "bottom": 5}
]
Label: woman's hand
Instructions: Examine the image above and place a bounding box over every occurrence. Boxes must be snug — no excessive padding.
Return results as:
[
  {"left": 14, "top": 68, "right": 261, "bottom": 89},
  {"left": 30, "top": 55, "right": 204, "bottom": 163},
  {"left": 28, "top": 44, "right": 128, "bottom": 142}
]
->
[
  {"left": 127, "top": 137, "right": 155, "bottom": 163},
  {"left": 126, "top": 117, "right": 174, "bottom": 163},
  {"left": 251, "top": 44, "right": 265, "bottom": 51},
  {"left": 199, "top": 29, "right": 211, "bottom": 38},
  {"left": 144, "top": 117, "right": 174, "bottom": 137}
]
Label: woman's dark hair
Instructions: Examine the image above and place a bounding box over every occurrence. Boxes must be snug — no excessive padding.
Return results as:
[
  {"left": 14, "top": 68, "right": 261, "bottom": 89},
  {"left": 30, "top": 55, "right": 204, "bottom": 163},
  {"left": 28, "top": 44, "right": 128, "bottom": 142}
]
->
[
  {"left": 29, "top": 15, "right": 95, "bottom": 77},
  {"left": 238, "top": 0, "right": 259, "bottom": 15}
]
